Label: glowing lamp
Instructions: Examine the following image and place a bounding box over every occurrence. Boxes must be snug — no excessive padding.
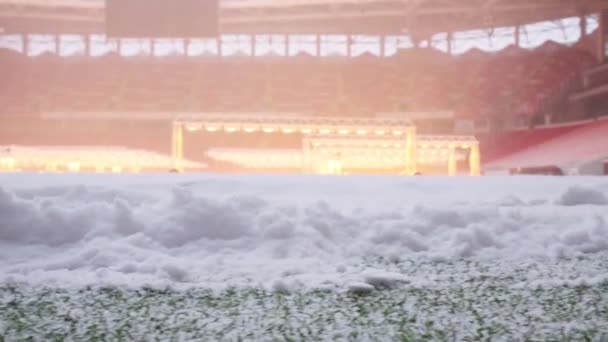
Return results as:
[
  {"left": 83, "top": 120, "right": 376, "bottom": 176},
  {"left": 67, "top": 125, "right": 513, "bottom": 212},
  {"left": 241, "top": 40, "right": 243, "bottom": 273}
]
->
[
  {"left": 282, "top": 128, "right": 295, "bottom": 133},
  {"left": 205, "top": 126, "right": 219, "bottom": 132},
  {"left": 67, "top": 162, "right": 80, "bottom": 172},
  {"left": 338, "top": 129, "right": 349, "bottom": 135},
  {"left": 356, "top": 129, "right": 367, "bottom": 135},
  {"left": 262, "top": 127, "right": 276, "bottom": 133},
  {"left": 375, "top": 130, "right": 385, "bottom": 135},
  {"left": 225, "top": 127, "right": 238, "bottom": 133},
  {"left": 301, "top": 128, "right": 313, "bottom": 134},
  {"left": 319, "top": 129, "right": 331, "bottom": 134},
  {"left": 243, "top": 127, "right": 257, "bottom": 133},
  {"left": 185, "top": 123, "right": 202, "bottom": 132},
  {"left": 392, "top": 130, "right": 403, "bottom": 136}
]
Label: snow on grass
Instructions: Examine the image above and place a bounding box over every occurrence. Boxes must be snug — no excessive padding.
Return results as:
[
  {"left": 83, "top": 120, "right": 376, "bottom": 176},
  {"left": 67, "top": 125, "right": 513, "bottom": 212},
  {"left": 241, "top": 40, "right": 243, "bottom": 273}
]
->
[
  {"left": 1, "top": 174, "right": 607, "bottom": 290},
  {"left": 1, "top": 173, "right": 608, "bottom": 339},
  {"left": 2, "top": 257, "right": 608, "bottom": 341}
]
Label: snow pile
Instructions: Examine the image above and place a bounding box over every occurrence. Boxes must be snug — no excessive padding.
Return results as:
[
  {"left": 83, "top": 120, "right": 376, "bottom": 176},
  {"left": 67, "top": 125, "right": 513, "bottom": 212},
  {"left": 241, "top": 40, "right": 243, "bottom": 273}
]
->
[
  {"left": 558, "top": 185, "right": 608, "bottom": 206},
  {"left": 0, "top": 174, "right": 607, "bottom": 290}
]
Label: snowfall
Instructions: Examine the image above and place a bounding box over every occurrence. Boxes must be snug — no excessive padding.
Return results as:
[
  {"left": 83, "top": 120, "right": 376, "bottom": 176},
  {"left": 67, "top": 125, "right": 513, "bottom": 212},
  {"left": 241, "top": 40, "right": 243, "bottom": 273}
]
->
[{"left": 1, "top": 173, "right": 608, "bottom": 293}]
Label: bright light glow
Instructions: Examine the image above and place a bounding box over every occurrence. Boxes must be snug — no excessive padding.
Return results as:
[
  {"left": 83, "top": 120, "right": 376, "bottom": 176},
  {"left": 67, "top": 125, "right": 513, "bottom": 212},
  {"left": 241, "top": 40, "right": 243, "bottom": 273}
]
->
[
  {"left": 185, "top": 123, "right": 202, "bottom": 132},
  {"left": 375, "top": 130, "right": 385, "bottom": 135},
  {"left": 205, "top": 126, "right": 219, "bottom": 132},
  {"left": 262, "top": 127, "right": 276, "bottom": 133},
  {"left": 0, "top": 157, "right": 15, "bottom": 169},
  {"left": 301, "top": 128, "right": 313, "bottom": 134},
  {"left": 243, "top": 127, "right": 257, "bottom": 133},
  {"left": 356, "top": 129, "right": 367, "bottom": 135},
  {"left": 392, "top": 130, "right": 403, "bottom": 136},
  {"left": 338, "top": 129, "right": 349, "bottom": 135},
  {"left": 319, "top": 129, "right": 332, "bottom": 134},
  {"left": 225, "top": 127, "right": 238, "bottom": 133},
  {"left": 111, "top": 166, "right": 122, "bottom": 173},
  {"left": 67, "top": 162, "right": 80, "bottom": 172},
  {"left": 282, "top": 128, "right": 295, "bottom": 133}
]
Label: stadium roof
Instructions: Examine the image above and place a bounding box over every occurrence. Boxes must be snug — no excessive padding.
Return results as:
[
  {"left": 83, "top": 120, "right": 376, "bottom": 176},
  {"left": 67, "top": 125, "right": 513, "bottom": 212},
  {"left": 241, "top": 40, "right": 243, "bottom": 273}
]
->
[{"left": 0, "top": 0, "right": 607, "bottom": 36}]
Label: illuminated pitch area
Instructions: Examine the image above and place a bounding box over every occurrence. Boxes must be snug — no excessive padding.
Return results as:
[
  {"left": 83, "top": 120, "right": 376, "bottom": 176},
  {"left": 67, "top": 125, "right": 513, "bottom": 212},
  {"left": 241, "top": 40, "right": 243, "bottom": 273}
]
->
[
  {"left": 0, "top": 145, "right": 205, "bottom": 173},
  {"left": 172, "top": 114, "right": 481, "bottom": 175}
]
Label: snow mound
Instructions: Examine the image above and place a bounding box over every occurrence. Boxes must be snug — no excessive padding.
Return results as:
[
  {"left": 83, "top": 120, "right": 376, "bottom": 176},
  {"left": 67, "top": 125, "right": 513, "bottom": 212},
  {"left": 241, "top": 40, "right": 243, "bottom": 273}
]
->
[
  {"left": 362, "top": 270, "right": 409, "bottom": 289},
  {"left": 558, "top": 186, "right": 608, "bottom": 206},
  {"left": 0, "top": 174, "right": 607, "bottom": 290}
]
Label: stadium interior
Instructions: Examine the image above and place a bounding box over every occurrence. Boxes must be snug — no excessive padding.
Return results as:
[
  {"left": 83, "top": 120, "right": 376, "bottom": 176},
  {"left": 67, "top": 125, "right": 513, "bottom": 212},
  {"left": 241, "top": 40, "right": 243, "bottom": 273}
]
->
[{"left": 0, "top": 0, "right": 607, "bottom": 175}]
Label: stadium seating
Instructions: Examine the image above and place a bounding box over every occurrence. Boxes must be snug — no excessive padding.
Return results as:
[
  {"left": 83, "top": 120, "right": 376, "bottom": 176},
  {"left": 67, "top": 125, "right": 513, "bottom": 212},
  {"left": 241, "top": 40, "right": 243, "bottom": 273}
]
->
[
  {"left": 458, "top": 42, "right": 595, "bottom": 119},
  {"left": 484, "top": 118, "right": 608, "bottom": 171},
  {"left": 0, "top": 45, "right": 594, "bottom": 119},
  {"left": 478, "top": 124, "right": 583, "bottom": 164}
]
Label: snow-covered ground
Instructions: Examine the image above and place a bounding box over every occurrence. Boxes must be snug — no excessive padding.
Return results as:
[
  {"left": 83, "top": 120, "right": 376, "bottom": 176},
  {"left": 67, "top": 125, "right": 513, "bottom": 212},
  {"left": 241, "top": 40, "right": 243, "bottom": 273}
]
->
[
  {"left": 2, "top": 173, "right": 608, "bottom": 340},
  {"left": 1, "top": 173, "right": 608, "bottom": 291}
]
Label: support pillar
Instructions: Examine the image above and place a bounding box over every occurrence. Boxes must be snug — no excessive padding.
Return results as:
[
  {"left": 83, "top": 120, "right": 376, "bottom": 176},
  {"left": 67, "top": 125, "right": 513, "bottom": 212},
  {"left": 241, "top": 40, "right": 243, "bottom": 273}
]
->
[
  {"left": 448, "top": 147, "right": 457, "bottom": 176},
  {"left": 284, "top": 34, "right": 288, "bottom": 56},
  {"left": 346, "top": 35, "right": 351, "bottom": 57},
  {"left": 84, "top": 34, "right": 90, "bottom": 56},
  {"left": 405, "top": 128, "right": 417, "bottom": 175},
  {"left": 54, "top": 34, "right": 60, "bottom": 54},
  {"left": 218, "top": 36, "right": 223, "bottom": 56},
  {"left": 379, "top": 35, "right": 385, "bottom": 57},
  {"left": 251, "top": 35, "right": 256, "bottom": 56},
  {"left": 316, "top": 34, "right": 321, "bottom": 57},
  {"left": 447, "top": 32, "right": 453, "bottom": 54},
  {"left": 515, "top": 25, "right": 520, "bottom": 48},
  {"left": 598, "top": 10, "right": 607, "bottom": 64},
  {"left": 580, "top": 14, "right": 587, "bottom": 41},
  {"left": 150, "top": 39, "right": 156, "bottom": 56},
  {"left": 22, "top": 34, "right": 29, "bottom": 55},
  {"left": 172, "top": 122, "right": 184, "bottom": 171},
  {"left": 117, "top": 39, "right": 123, "bottom": 55},
  {"left": 469, "top": 143, "right": 481, "bottom": 176}
]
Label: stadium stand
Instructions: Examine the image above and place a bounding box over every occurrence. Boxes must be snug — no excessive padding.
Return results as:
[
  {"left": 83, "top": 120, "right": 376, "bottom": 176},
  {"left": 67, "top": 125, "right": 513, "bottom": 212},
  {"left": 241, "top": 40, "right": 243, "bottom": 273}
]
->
[
  {"left": 484, "top": 118, "right": 608, "bottom": 175},
  {"left": 0, "top": 0, "right": 607, "bottom": 175},
  {"left": 0, "top": 44, "right": 595, "bottom": 119}
]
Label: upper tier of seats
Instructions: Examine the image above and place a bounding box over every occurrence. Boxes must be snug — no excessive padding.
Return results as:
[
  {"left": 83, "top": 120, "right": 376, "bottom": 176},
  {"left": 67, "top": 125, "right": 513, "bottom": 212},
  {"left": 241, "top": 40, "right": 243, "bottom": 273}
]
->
[
  {"left": 484, "top": 118, "right": 608, "bottom": 172},
  {"left": 0, "top": 42, "right": 596, "bottom": 119}
]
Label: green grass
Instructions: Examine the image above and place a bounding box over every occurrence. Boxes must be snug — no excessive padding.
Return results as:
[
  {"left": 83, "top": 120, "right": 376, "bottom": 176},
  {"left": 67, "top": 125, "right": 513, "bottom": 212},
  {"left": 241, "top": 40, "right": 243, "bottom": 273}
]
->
[{"left": 1, "top": 280, "right": 608, "bottom": 341}]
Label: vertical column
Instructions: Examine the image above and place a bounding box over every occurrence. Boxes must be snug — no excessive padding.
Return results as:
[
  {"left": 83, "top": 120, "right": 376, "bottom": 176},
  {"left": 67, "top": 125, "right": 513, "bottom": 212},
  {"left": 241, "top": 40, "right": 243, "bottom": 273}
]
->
[
  {"left": 150, "top": 39, "right": 156, "bottom": 56},
  {"left": 448, "top": 147, "right": 457, "bottom": 176},
  {"left": 598, "top": 10, "right": 607, "bottom": 64},
  {"left": 54, "top": 34, "right": 60, "bottom": 54},
  {"left": 251, "top": 35, "right": 256, "bottom": 56},
  {"left": 580, "top": 14, "right": 587, "bottom": 41},
  {"left": 84, "top": 34, "right": 90, "bottom": 56},
  {"left": 284, "top": 34, "right": 288, "bottom": 56},
  {"left": 218, "top": 36, "right": 223, "bottom": 56},
  {"left": 447, "top": 32, "right": 453, "bottom": 55},
  {"left": 405, "top": 127, "right": 417, "bottom": 174},
  {"left": 22, "top": 34, "right": 29, "bottom": 56},
  {"left": 172, "top": 122, "right": 184, "bottom": 171},
  {"left": 117, "top": 38, "right": 123, "bottom": 56},
  {"left": 515, "top": 25, "right": 520, "bottom": 48},
  {"left": 469, "top": 143, "right": 481, "bottom": 176},
  {"left": 379, "top": 35, "right": 385, "bottom": 57},
  {"left": 346, "top": 35, "right": 351, "bottom": 57},
  {"left": 316, "top": 34, "right": 321, "bottom": 57}
]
